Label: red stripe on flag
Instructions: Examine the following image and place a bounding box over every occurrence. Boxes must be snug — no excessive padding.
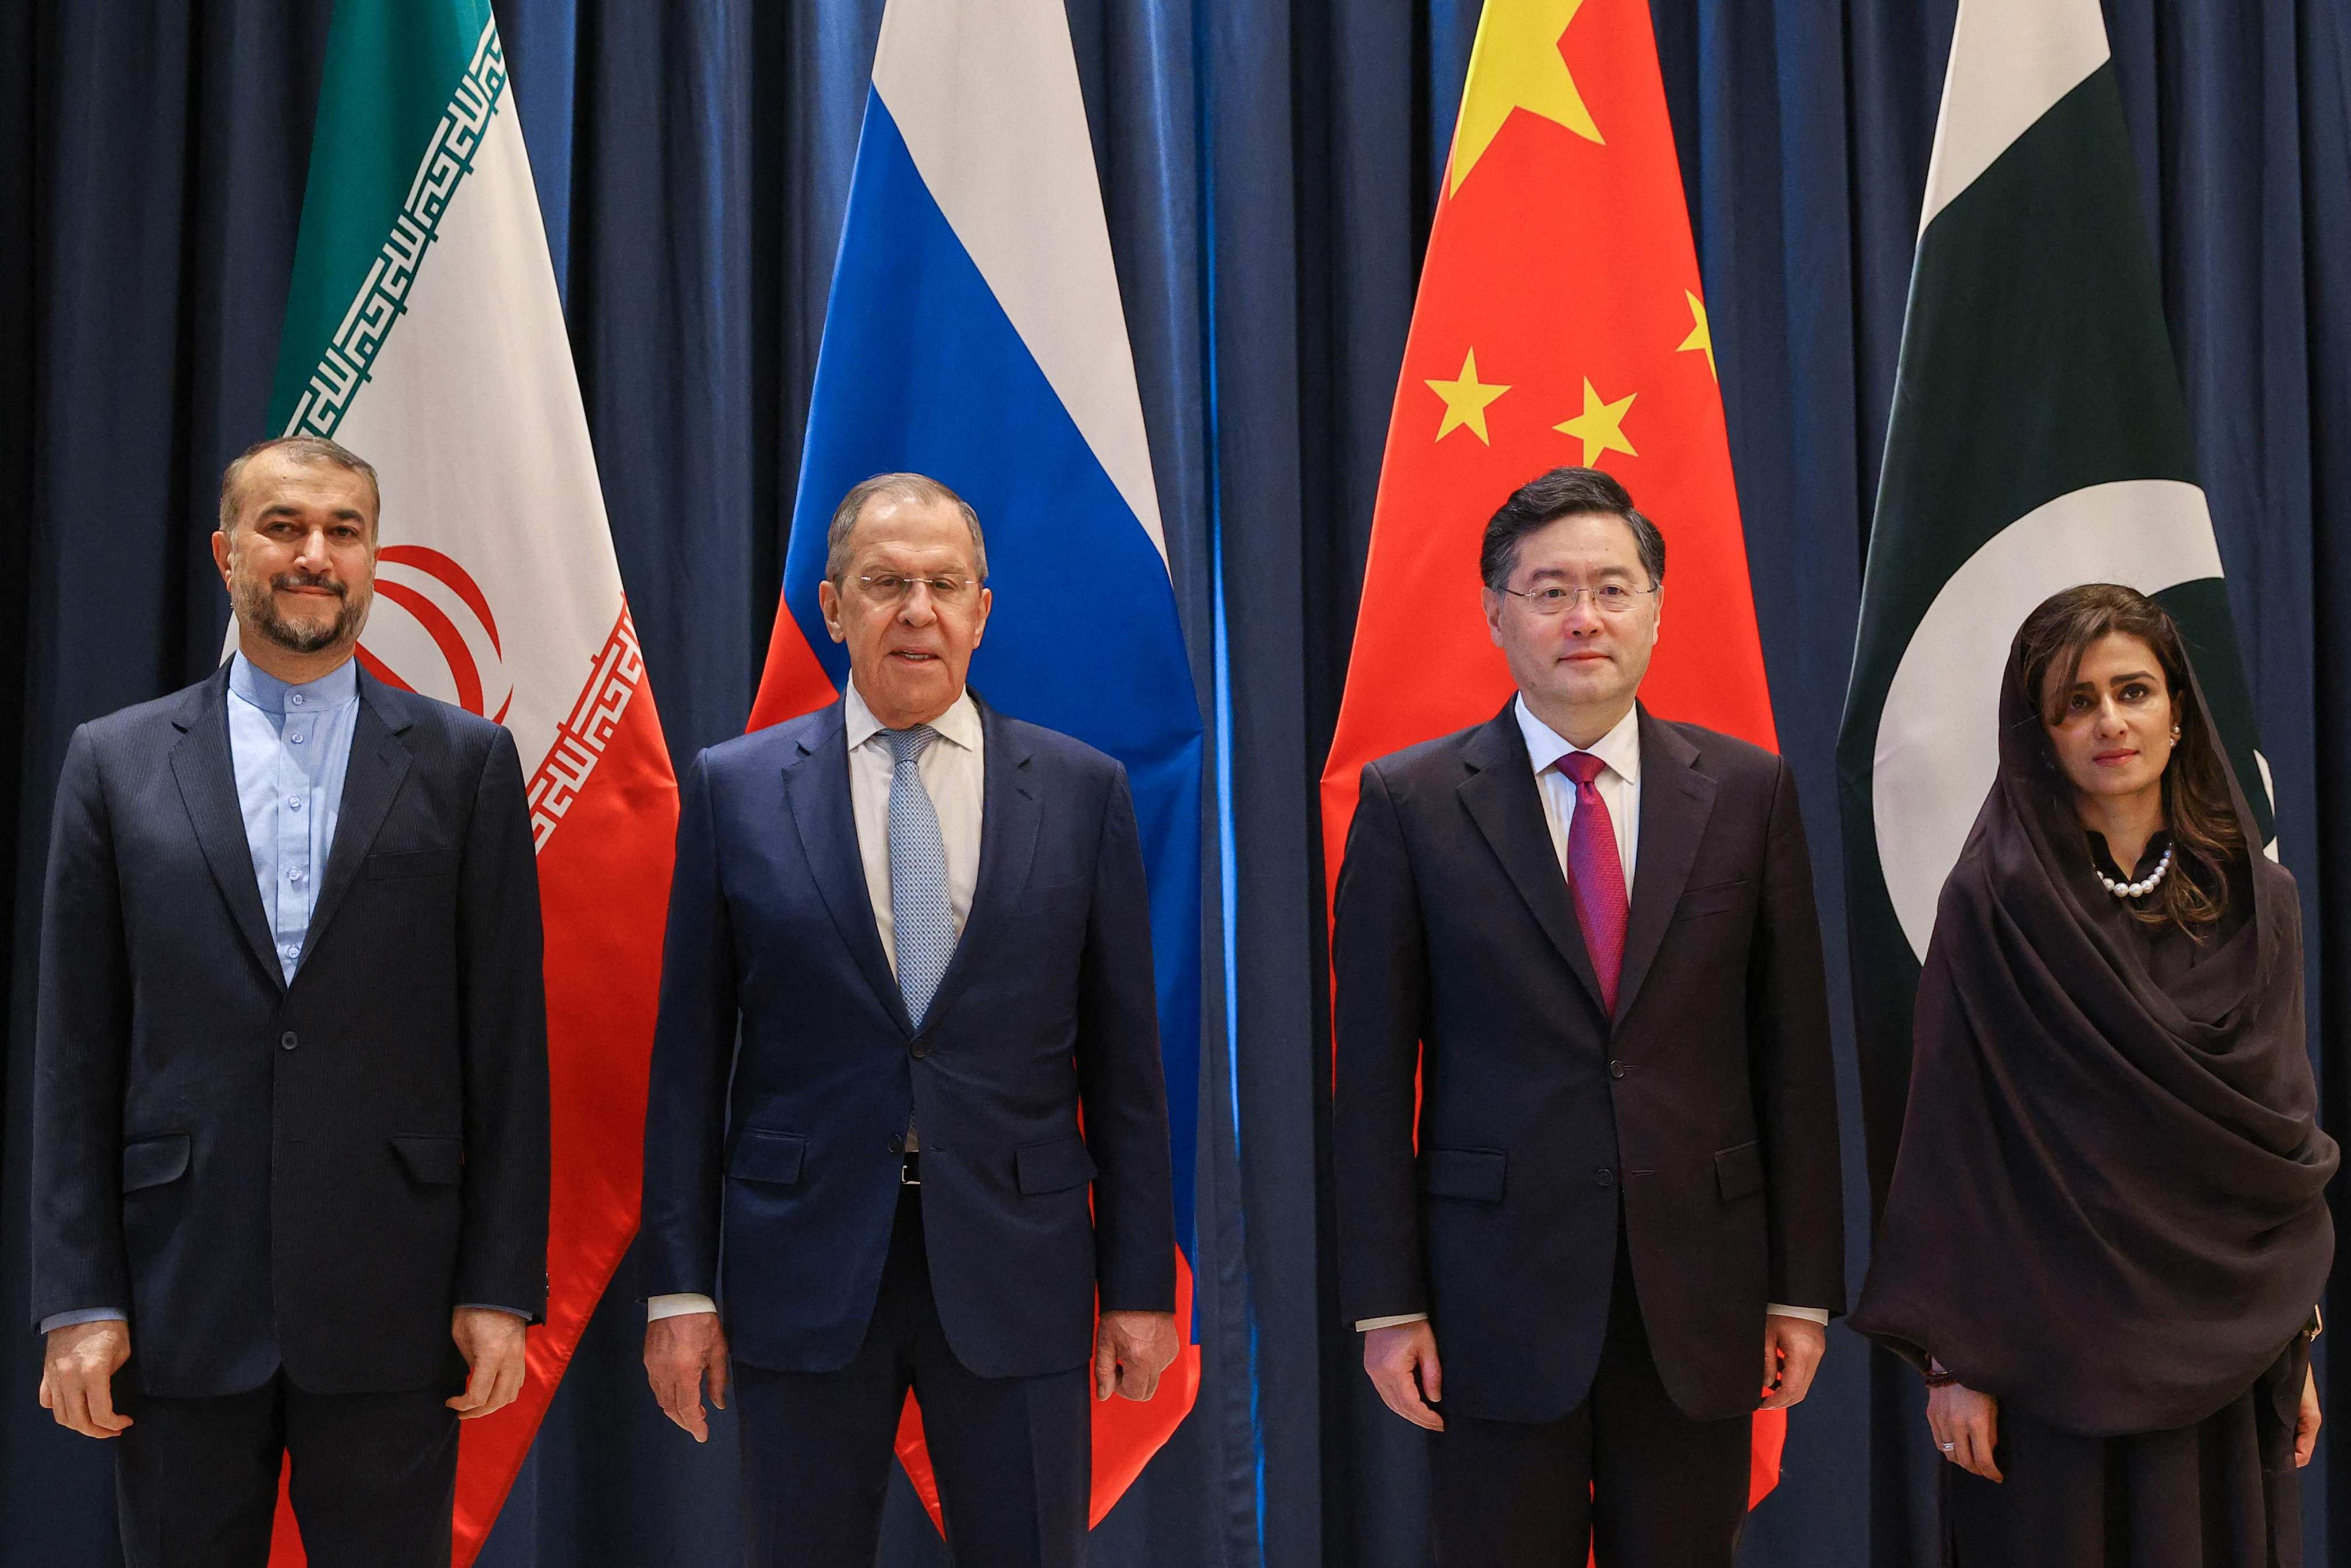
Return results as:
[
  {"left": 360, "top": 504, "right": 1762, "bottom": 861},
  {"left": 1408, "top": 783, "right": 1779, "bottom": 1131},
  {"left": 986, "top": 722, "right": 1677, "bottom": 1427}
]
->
[
  {"left": 267, "top": 624, "right": 677, "bottom": 1567},
  {"left": 747, "top": 597, "right": 840, "bottom": 731}
]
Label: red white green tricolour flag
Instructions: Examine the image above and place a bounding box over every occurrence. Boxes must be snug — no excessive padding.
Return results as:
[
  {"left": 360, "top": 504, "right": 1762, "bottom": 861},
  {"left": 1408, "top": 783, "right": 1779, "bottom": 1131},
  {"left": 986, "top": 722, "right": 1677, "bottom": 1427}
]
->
[
  {"left": 1319, "top": 0, "right": 1785, "bottom": 1510},
  {"left": 256, "top": 2, "right": 677, "bottom": 1561}
]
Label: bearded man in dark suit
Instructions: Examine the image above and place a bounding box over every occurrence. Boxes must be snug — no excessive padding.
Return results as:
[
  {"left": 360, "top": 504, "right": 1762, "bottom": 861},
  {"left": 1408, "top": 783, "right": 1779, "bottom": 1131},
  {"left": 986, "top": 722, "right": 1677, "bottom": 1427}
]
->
[{"left": 32, "top": 435, "right": 549, "bottom": 1568}]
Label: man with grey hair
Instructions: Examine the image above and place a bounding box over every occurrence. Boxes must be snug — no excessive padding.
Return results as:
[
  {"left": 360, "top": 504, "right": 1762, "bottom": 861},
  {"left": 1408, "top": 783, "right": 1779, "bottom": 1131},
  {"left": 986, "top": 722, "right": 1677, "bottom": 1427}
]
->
[
  {"left": 32, "top": 435, "right": 550, "bottom": 1567},
  {"left": 640, "top": 471, "right": 1179, "bottom": 1566}
]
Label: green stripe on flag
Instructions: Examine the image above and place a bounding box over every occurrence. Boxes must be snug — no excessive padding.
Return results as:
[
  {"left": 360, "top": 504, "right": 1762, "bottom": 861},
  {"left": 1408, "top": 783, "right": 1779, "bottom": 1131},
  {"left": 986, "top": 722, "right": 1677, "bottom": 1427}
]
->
[
  {"left": 268, "top": 0, "right": 500, "bottom": 436},
  {"left": 1845, "top": 67, "right": 2199, "bottom": 747}
]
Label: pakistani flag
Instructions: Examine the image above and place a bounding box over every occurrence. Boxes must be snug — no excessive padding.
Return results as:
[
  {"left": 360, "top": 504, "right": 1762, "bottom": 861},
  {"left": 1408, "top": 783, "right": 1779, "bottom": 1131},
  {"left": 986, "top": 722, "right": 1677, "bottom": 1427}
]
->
[
  {"left": 259, "top": 3, "right": 679, "bottom": 1563},
  {"left": 1837, "top": 0, "right": 2273, "bottom": 1193}
]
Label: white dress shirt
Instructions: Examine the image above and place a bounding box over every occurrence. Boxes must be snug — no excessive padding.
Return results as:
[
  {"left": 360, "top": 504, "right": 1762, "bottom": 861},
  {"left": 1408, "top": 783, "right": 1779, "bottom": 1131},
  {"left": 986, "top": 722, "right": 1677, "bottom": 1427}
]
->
[
  {"left": 1354, "top": 699, "right": 1827, "bottom": 1332},
  {"left": 649, "top": 683, "right": 987, "bottom": 1323}
]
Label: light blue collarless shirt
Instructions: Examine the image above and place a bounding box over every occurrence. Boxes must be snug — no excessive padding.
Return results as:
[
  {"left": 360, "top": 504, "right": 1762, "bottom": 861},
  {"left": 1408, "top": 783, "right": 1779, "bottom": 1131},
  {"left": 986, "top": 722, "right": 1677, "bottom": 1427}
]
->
[
  {"left": 38, "top": 654, "right": 535, "bottom": 1335},
  {"left": 228, "top": 651, "right": 364, "bottom": 984}
]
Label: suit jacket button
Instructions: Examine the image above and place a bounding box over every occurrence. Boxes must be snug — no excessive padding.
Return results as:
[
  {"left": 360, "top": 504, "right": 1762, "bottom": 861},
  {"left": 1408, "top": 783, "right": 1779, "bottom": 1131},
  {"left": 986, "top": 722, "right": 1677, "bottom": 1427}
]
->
[
  {"left": 1594, "top": 1167, "right": 1616, "bottom": 1188},
  {"left": 887, "top": 1134, "right": 906, "bottom": 1155},
  {"left": 279, "top": 1031, "right": 298, "bottom": 1051},
  {"left": 911, "top": 1039, "right": 930, "bottom": 1060},
  {"left": 1609, "top": 1059, "right": 1628, "bottom": 1079}
]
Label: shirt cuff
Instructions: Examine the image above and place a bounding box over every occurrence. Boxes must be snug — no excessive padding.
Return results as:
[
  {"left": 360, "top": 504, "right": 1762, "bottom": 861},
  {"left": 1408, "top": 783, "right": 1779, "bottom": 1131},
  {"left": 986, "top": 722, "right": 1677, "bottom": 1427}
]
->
[
  {"left": 459, "top": 1304, "right": 533, "bottom": 1320},
  {"left": 1766, "top": 1304, "right": 1830, "bottom": 1325},
  {"left": 40, "top": 1308, "right": 128, "bottom": 1334},
  {"left": 1354, "top": 1313, "right": 1430, "bottom": 1331},
  {"left": 648, "top": 1292, "right": 719, "bottom": 1322}
]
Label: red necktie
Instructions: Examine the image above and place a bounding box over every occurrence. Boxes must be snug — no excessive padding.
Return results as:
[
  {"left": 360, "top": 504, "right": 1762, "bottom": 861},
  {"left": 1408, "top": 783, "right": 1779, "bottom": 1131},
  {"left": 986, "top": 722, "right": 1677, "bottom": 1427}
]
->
[{"left": 1559, "top": 752, "right": 1628, "bottom": 1014}]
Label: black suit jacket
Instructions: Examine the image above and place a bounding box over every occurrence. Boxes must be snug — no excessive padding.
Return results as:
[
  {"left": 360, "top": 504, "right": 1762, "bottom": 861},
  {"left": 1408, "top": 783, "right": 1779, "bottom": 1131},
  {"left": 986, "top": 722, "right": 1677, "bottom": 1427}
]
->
[
  {"left": 1333, "top": 700, "right": 1843, "bottom": 1423},
  {"left": 638, "top": 694, "right": 1175, "bottom": 1379},
  {"left": 30, "top": 663, "right": 550, "bottom": 1397}
]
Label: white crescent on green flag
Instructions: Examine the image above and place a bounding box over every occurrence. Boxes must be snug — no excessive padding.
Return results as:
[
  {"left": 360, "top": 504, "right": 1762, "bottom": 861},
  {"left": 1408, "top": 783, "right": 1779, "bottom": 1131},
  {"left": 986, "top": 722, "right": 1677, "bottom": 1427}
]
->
[
  {"left": 1837, "top": 0, "right": 2275, "bottom": 1190},
  {"left": 251, "top": 4, "right": 679, "bottom": 1564}
]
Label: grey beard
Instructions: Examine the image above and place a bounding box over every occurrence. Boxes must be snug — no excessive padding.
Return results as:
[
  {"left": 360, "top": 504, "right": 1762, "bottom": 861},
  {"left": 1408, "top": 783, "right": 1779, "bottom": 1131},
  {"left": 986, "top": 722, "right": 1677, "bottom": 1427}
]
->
[{"left": 233, "top": 573, "right": 367, "bottom": 655}]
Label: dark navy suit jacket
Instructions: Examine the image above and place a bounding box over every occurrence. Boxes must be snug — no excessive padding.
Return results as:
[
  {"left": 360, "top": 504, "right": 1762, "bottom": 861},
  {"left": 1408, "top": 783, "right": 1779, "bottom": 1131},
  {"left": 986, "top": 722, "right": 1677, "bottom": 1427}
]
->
[
  {"left": 1333, "top": 702, "right": 1843, "bottom": 1423},
  {"left": 30, "top": 663, "right": 550, "bottom": 1397},
  {"left": 638, "top": 694, "right": 1176, "bottom": 1379}
]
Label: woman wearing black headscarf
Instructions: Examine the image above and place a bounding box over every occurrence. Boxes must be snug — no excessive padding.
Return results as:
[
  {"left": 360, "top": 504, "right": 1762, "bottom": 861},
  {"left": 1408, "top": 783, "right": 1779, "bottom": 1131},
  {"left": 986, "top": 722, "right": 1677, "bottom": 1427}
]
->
[{"left": 1851, "top": 583, "right": 2335, "bottom": 1565}]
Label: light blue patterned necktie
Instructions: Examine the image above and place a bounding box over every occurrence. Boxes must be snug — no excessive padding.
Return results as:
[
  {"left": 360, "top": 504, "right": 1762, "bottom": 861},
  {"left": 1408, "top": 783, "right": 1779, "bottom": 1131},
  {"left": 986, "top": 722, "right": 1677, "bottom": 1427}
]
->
[{"left": 883, "top": 724, "right": 954, "bottom": 1029}]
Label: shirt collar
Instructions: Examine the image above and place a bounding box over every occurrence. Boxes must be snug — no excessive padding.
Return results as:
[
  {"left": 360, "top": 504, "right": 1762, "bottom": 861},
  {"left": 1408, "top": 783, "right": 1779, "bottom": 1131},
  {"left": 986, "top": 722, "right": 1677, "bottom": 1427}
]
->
[
  {"left": 843, "top": 680, "right": 982, "bottom": 755},
  {"left": 1513, "top": 695, "right": 1642, "bottom": 786},
  {"left": 227, "top": 651, "right": 360, "bottom": 717}
]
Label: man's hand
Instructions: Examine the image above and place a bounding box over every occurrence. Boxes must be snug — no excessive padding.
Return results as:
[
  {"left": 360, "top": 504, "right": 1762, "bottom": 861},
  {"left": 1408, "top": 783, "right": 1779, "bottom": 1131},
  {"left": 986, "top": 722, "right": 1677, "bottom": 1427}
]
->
[
  {"left": 38, "top": 1319, "right": 133, "bottom": 1439},
  {"left": 1094, "top": 1310, "right": 1179, "bottom": 1403},
  {"left": 1927, "top": 1383, "right": 2003, "bottom": 1482},
  {"left": 2296, "top": 1363, "right": 2323, "bottom": 1468},
  {"left": 1759, "top": 1314, "right": 1827, "bottom": 1410},
  {"left": 1364, "top": 1322, "right": 1444, "bottom": 1432},
  {"left": 448, "top": 1308, "right": 530, "bottom": 1420},
  {"left": 645, "top": 1311, "right": 731, "bottom": 1442}
]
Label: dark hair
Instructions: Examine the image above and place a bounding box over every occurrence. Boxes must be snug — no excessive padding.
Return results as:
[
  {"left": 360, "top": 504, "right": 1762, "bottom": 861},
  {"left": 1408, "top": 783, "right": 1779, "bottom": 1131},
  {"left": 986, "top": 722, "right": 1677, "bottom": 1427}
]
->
[
  {"left": 2015, "top": 583, "right": 2243, "bottom": 938},
  {"left": 218, "top": 435, "right": 381, "bottom": 536},
  {"left": 825, "top": 473, "right": 987, "bottom": 582},
  {"left": 1479, "top": 466, "right": 1664, "bottom": 591}
]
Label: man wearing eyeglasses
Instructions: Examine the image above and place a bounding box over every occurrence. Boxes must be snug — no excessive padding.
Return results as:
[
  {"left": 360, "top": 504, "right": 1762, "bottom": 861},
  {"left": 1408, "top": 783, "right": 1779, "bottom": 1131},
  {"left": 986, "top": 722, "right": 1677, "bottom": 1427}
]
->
[
  {"left": 1333, "top": 466, "right": 1844, "bottom": 1565},
  {"left": 638, "top": 473, "right": 1178, "bottom": 1567}
]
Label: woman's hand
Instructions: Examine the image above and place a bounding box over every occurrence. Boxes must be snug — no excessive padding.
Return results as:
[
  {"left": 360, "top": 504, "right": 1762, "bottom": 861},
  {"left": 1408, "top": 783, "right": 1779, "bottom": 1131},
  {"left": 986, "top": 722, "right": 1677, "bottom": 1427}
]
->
[
  {"left": 1927, "top": 1383, "right": 2003, "bottom": 1482},
  {"left": 2295, "top": 1364, "right": 2322, "bottom": 1468}
]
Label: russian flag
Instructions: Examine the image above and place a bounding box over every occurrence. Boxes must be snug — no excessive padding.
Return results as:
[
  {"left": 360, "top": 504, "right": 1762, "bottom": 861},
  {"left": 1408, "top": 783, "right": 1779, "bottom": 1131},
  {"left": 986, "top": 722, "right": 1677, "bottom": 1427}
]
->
[{"left": 746, "top": 0, "right": 1205, "bottom": 1528}]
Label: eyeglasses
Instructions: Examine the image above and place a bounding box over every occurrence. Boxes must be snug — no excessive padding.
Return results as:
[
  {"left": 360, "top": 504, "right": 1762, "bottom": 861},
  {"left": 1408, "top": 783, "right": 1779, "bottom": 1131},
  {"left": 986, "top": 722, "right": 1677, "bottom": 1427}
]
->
[
  {"left": 854, "top": 573, "right": 981, "bottom": 608},
  {"left": 1494, "top": 582, "right": 1658, "bottom": 617}
]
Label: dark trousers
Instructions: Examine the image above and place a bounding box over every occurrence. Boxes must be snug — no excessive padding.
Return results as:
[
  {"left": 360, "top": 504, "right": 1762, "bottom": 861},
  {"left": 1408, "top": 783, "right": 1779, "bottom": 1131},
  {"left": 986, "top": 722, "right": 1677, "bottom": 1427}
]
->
[
  {"left": 1431, "top": 1237, "right": 1752, "bottom": 1567},
  {"left": 734, "top": 1185, "right": 1091, "bottom": 1568},
  {"left": 113, "top": 1366, "right": 459, "bottom": 1568}
]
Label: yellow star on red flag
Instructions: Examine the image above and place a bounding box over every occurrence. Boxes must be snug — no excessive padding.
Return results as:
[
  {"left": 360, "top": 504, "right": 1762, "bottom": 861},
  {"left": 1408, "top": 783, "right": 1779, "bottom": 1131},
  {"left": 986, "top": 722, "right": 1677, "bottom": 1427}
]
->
[
  {"left": 1447, "top": 0, "right": 1602, "bottom": 196},
  {"left": 1425, "top": 349, "right": 1512, "bottom": 443},
  {"left": 1676, "top": 291, "right": 1717, "bottom": 381},
  {"left": 1555, "top": 378, "right": 1638, "bottom": 466}
]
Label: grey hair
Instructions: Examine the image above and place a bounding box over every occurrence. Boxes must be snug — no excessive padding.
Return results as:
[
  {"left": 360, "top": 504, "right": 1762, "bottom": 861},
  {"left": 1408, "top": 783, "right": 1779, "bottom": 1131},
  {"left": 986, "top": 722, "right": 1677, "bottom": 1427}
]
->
[
  {"left": 218, "top": 435, "right": 382, "bottom": 536},
  {"left": 824, "top": 473, "right": 988, "bottom": 582}
]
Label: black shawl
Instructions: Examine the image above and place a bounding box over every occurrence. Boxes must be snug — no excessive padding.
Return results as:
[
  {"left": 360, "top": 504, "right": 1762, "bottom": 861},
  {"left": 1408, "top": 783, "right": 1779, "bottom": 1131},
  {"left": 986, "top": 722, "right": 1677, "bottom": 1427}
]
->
[{"left": 1849, "top": 636, "right": 2336, "bottom": 1435}]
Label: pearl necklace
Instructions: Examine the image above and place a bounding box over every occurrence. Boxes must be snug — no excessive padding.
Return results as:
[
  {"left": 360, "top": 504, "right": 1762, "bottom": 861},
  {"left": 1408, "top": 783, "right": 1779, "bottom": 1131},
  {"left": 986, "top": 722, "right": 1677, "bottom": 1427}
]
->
[{"left": 2092, "top": 845, "right": 2173, "bottom": 901}]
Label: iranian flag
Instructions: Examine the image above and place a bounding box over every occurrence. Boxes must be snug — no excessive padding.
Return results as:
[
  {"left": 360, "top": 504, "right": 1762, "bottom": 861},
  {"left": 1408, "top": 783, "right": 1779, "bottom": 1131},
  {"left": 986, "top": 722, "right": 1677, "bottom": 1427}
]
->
[
  {"left": 1319, "top": 0, "right": 1786, "bottom": 1507},
  {"left": 255, "top": 2, "right": 678, "bottom": 1562},
  {"left": 1837, "top": 0, "right": 2272, "bottom": 1194}
]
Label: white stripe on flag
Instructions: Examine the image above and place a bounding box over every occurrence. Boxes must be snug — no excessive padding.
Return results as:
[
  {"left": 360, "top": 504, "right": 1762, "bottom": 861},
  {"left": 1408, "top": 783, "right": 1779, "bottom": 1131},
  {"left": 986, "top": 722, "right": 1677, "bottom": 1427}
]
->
[
  {"left": 1918, "top": 0, "right": 2111, "bottom": 235},
  {"left": 869, "top": 0, "right": 1168, "bottom": 564}
]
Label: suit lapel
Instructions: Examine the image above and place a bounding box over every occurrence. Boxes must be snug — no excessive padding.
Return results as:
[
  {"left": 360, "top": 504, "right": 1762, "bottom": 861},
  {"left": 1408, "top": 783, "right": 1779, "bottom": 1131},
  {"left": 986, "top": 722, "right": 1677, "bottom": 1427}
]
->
[
  {"left": 920, "top": 695, "right": 1040, "bottom": 1025},
  {"left": 169, "top": 665, "right": 284, "bottom": 992},
  {"left": 1456, "top": 704, "right": 1606, "bottom": 1016},
  {"left": 1614, "top": 708, "right": 1716, "bottom": 1023},
  {"left": 781, "top": 702, "right": 914, "bottom": 1036},
  {"left": 301, "top": 673, "right": 414, "bottom": 965}
]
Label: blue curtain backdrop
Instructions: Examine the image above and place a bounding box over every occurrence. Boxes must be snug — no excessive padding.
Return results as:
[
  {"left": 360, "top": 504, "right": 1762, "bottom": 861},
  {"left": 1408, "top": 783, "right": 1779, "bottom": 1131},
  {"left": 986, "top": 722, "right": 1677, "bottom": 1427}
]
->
[{"left": 3, "top": 3, "right": 2346, "bottom": 1566}]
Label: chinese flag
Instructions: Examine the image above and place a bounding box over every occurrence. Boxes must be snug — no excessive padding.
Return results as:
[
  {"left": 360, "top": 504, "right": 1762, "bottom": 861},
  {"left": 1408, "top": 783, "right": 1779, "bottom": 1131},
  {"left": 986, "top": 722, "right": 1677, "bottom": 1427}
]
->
[{"left": 1319, "top": 0, "right": 1784, "bottom": 1508}]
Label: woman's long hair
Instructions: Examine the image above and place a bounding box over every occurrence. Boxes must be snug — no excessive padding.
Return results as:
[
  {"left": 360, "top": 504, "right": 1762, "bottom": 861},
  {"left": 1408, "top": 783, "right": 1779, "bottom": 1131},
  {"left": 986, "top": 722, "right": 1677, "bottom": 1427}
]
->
[{"left": 2014, "top": 584, "right": 2244, "bottom": 937}]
